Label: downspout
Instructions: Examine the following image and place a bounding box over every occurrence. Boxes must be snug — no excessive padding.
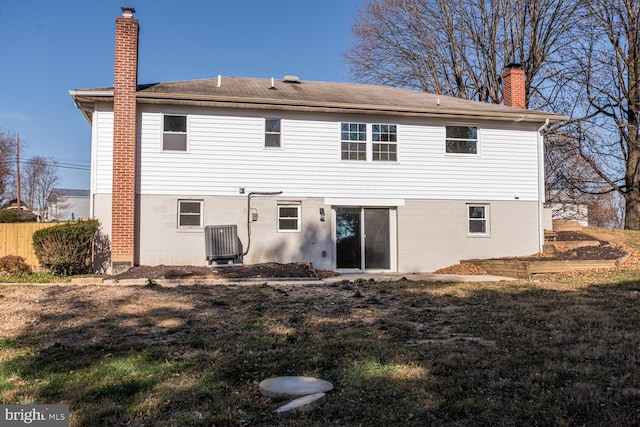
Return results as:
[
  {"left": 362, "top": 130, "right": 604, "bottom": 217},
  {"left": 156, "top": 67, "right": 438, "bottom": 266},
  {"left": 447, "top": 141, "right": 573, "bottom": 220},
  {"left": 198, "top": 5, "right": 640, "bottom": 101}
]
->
[
  {"left": 242, "top": 191, "right": 283, "bottom": 257},
  {"left": 537, "top": 119, "right": 550, "bottom": 253}
]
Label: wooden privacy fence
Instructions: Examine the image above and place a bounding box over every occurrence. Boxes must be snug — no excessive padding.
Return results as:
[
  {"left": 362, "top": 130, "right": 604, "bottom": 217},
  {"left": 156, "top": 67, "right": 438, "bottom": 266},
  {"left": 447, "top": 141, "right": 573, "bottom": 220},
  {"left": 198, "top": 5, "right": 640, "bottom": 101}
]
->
[{"left": 0, "top": 223, "right": 59, "bottom": 268}]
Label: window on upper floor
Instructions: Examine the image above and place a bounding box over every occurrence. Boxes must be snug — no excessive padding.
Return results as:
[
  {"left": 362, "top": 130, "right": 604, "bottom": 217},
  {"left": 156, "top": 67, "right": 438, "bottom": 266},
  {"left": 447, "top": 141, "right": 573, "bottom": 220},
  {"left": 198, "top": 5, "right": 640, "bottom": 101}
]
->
[
  {"left": 446, "top": 125, "right": 478, "bottom": 155},
  {"left": 341, "top": 122, "right": 367, "bottom": 160},
  {"left": 278, "top": 204, "right": 301, "bottom": 232},
  {"left": 178, "top": 199, "right": 202, "bottom": 228},
  {"left": 265, "top": 119, "right": 281, "bottom": 148},
  {"left": 341, "top": 122, "right": 398, "bottom": 161},
  {"left": 372, "top": 124, "right": 397, "bottom": 161},
  {"left": 163, "top": 114, "right": 188, "bottom": 151},
  {"left": 468, "top": 204, "right": 489, "bottom": 235}
]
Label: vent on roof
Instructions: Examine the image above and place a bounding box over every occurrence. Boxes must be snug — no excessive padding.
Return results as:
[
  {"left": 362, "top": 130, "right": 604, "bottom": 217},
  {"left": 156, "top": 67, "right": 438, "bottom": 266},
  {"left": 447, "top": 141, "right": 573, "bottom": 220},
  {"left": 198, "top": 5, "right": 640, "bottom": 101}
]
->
[
  {"left": 282, "top": 75, "right": 301, "bottom": 83},
  {"left": 205, "top": 225, "right": 243, "bottom": 265}
]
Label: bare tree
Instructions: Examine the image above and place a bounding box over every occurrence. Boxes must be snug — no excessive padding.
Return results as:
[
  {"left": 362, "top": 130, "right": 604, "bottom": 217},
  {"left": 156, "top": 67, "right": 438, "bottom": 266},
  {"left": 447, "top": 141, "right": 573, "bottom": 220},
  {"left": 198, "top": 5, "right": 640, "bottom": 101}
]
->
[
  {"left": 345, "top": 0, "right": 579, "bottom": 108},
  {"left": 561, "top": 0, "right": 640, "bottom": 229},
  {"left": 21, "top": 156, "right": 59, "bottom": 220},
  {"left": 0, "top": 130, "right": 16, "bottom": 205}
]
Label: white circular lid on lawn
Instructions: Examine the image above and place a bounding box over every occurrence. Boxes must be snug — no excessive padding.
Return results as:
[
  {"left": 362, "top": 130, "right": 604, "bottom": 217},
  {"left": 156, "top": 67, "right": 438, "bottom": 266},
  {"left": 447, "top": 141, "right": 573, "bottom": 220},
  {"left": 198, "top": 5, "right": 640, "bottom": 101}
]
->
[{"left": 259, "top": 376, "right": 334, "bottom": 399}]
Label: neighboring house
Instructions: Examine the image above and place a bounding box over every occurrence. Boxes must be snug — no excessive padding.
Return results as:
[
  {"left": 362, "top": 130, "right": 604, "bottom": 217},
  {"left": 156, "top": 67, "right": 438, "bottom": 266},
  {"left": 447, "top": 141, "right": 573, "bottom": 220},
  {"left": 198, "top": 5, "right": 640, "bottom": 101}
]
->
[
  {"left": 547, "top": 191, "right": 589, "bottom": 227},
  {"left": 69, "top": 8, "right": 565, "bottom": 273},
  {"left": 1, "top": 199, "right": 30, "bottom": 210},
  {"left": 46, "top": 188, "right": 90, "bottom": 221}
]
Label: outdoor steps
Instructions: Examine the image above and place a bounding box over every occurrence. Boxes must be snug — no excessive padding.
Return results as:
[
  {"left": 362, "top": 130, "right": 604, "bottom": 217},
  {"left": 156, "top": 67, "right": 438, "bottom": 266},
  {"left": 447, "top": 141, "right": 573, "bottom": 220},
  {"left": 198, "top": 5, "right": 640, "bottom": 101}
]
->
[
  {"left": 544, "top": 220, "right": 594, "bottom": 254},
  {"left": 463, "top": 254, "right": 629, "bottom": 279},
  {"left": 543, "top": 240, "right": 600, "bottom": 255}
]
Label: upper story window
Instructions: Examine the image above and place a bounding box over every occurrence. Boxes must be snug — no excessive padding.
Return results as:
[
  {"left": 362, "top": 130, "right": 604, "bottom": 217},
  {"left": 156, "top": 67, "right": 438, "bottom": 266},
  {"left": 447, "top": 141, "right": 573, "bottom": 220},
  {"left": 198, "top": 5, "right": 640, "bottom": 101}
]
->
[
  {"left": 341, "top": 123, "right": 367, "bottom": 160},
  {"left": 163, "top": 114, "right": 187, "bottom": 151},
  {"left": 265, "top": 119, "right": 281, "bottom": 148},
  {"left": 341, "top": 122, "right": 398, "bottom": 161},
  {"left": 468, "top": 204, "right": 489, "bottom": 235},
  {"left": 278, "top": 204, "right": 301, "bottom": 232},
  {"left": 446, "top": 125, "right": 478, "bottom": 155},
  {"left": 372, "top": 124, "right": 397, "bottom": 161},
  {"left": 178, "top": 200, "right": 202, "bottom": 228}
]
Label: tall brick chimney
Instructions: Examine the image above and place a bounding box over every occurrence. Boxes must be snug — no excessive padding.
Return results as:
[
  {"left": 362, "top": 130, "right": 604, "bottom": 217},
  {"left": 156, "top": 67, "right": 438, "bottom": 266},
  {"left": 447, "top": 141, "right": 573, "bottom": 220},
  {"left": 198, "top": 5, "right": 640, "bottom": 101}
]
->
[
  {"left": 502, "top": 63, "right": 526, "bottom": 109},
  {"left": 111, "top": 7, "right": 139, "bottom": 273}
]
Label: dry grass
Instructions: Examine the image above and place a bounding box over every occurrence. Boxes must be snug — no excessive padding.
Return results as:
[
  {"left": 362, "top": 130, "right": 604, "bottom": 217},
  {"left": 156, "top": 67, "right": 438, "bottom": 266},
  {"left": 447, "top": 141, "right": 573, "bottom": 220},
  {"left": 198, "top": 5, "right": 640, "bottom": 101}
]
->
[
  {"left": 539, "top": 227, "right": 640, "bottom": 285},
  {"left": 1, "top": 274, "right": 640, "bottom": 426}
]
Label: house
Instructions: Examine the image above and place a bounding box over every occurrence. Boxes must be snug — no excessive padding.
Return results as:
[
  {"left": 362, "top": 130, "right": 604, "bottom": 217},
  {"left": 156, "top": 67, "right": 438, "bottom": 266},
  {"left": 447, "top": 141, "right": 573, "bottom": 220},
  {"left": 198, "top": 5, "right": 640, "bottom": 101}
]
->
[
  {"left": 546, "top": 190, "right": 589, "bottom": 227},
  {"left": 46, "top": 188, "right": 90, "bottom": 221},
  {"left": 69, "top": 8, "right": 565, "bottom": 274},
  {"left": 1, "top": 199, "right": 30, "bottom": 210}
]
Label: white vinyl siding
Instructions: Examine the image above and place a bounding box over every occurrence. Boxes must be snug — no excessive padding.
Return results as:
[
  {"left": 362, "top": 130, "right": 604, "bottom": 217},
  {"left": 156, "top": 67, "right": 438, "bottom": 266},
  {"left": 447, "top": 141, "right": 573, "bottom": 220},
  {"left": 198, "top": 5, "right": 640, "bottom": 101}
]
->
[
  {"left": 93, "top": 108, "right": 114, "bottom": 194},
  {"left": 94, "top": 107, "right": 541, "bottom": 202}
]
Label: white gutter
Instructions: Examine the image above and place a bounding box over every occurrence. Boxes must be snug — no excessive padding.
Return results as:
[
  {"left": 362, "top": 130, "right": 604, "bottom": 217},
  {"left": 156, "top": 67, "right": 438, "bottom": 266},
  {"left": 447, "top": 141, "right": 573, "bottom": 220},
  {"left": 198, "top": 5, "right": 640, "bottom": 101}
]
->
[
  {"left": 537, "top": 119, "right": 550, "bottom": 252},
  {"left": 68, "top": 89, "right": 115, "bottom": 97}
]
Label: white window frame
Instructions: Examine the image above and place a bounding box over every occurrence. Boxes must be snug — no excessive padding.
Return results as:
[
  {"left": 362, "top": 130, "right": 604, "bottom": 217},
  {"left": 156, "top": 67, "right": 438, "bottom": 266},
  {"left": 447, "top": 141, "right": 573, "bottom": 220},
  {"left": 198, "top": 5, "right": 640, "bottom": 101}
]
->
[
  {"left": 467, "top": 204, "right": 489, "bottom": 236},
  {"left": 372, "top": 123, "right": 398, "bottom": 162},
  {"left": 341, "top": 122, "right": 367, "bottom": 161},
  {"left": 265, "top": 118, "right": 282, "bottom": 148},
  {"left": 445, "top": 124, "right": 479, "bottom": 155},
  {"left": 277, "top": 204, "right": 301, "bottom": 232},
  {"left": 163, "top": 114, "right": 188, "bottom": 152},
  {"left": 341, "top": 122, "right": 399, "bottom": 162},
  {"left": 177, "top": 200, "right": 203, "bottom": 228}
]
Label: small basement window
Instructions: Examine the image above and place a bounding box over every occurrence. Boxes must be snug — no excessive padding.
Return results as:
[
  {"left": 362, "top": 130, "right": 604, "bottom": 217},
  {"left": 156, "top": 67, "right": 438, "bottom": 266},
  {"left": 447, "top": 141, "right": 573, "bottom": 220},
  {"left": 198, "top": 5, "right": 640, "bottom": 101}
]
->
[
  {"left": 468, "top": 204, "right": 489, "bottom": 235},
  {"left": 178, "top": 200, "right": 202, "bottom": 228},
  {"left": 278, "top": 204, "right": 300, "bottom": 232},
  {"left": 163, "top": 114, "right": 188, "bottom": 151}
]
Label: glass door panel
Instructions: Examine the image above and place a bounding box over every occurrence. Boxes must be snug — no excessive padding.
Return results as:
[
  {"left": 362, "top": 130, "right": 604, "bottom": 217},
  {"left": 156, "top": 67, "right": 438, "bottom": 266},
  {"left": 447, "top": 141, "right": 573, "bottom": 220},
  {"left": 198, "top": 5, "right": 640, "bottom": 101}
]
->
[
  {"left": 336, "top": 207, "right": 362, "bottom": 269},
  {"left": 364, "top": 208, "right": 390, "bottom": 269}
]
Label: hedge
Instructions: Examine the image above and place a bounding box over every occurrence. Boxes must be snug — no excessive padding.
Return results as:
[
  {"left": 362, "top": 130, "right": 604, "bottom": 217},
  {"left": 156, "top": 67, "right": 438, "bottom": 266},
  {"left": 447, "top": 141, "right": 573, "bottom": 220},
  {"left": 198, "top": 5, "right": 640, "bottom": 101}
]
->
[{"left": 32, "top": 220, "right": 100, "bottom": 275}]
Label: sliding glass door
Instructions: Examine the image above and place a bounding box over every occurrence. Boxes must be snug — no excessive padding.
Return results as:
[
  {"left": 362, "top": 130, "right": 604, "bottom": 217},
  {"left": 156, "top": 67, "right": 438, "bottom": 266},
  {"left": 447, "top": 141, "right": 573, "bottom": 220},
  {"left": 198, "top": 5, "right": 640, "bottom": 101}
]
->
[{"left": 336, "top": 207, "right": 390, "bottom": 270}]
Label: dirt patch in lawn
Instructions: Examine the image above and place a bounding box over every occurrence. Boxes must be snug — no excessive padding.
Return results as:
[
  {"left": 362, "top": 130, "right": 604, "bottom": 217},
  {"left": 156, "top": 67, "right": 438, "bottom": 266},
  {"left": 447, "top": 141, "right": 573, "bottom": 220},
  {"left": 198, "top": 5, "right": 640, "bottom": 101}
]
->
[
  {"left": 109, "top": 230, "right": 632, "bottom": 280},
  {"left": 109, "top": 262, "right": 340, "bottom": 281}
]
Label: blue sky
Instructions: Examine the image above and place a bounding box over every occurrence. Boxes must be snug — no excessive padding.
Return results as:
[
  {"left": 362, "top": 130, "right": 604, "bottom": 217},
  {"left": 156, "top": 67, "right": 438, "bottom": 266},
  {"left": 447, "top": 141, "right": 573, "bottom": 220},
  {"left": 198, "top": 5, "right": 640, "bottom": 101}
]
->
[{"left": 0, "top": 0, "right": 365, "bottom": 189}]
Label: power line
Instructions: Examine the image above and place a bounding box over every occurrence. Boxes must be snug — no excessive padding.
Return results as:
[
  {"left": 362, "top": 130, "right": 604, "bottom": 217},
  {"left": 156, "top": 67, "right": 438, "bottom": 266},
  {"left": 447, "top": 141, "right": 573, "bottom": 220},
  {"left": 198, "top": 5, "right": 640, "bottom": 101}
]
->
[{"left": 0, "top": 159, "right": 91, "bottom": 171}]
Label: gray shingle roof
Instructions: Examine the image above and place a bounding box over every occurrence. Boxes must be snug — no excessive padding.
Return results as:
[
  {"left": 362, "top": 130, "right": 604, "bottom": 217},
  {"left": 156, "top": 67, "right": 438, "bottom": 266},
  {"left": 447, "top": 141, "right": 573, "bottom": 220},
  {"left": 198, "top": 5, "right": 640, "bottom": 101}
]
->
[
  {"left": 51, "top": 188, "right": 90, "bottom": 198},
  {"left": 70, "top": 76, "right": 566, "bottom": 124}
]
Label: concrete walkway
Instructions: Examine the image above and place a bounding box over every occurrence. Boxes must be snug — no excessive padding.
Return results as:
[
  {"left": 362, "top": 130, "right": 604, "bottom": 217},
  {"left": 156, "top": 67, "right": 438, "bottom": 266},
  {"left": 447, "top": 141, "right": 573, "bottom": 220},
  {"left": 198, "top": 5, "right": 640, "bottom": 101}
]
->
[
  {"left": 322, "top": 273, "right": 516, "bottom": 284},
  {"left": 59, "top": 272, "right": 516, "bottom": 286}
]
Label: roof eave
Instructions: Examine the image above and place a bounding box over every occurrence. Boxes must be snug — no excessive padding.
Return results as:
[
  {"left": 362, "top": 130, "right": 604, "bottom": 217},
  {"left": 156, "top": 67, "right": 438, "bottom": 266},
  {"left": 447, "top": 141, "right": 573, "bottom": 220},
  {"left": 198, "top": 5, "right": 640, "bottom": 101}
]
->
[
  {"left": 69, "top": 89, "right": 115, "bottom": 124},
  {"left": 69, "top": 90, "right": 567, "bottom": 124}
]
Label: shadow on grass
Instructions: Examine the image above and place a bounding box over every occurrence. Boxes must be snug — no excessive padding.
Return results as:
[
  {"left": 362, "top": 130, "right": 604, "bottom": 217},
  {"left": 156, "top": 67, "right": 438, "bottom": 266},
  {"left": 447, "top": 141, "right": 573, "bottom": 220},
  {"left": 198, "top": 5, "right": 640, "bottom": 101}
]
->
[{"left": 1, "top": 279, "right": 640, "bottom": 426}]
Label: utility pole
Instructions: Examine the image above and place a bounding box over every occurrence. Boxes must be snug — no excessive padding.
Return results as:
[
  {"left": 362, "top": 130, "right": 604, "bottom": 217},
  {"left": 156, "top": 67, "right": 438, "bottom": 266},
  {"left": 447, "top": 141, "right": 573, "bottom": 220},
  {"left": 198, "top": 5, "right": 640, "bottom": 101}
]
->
[{"left": 15, "top": 133, "right": 20, "bottom": 209}]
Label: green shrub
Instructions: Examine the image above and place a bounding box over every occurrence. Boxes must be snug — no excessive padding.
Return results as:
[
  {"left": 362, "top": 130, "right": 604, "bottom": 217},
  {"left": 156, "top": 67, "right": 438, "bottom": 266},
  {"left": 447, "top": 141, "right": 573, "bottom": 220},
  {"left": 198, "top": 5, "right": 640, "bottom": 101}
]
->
[
  {"left": 0, "top": 209, "right": 37, "bottom": 223},
  {"left": 32, "top": 220, "right": 100, "bottom": 275},
  {"left": 0, "top": 255, "right": 31, "bottom": 276}
]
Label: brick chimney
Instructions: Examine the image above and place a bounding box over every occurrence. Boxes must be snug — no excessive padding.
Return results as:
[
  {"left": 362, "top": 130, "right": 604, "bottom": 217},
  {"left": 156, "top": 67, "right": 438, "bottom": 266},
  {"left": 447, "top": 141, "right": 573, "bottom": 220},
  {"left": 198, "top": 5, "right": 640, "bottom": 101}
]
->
[
  {"left": 111, "top": 7, "right": 139, "bottom": 273},
  {"left": 502, "top": 63, "right": 526, "bottom": 109}
]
